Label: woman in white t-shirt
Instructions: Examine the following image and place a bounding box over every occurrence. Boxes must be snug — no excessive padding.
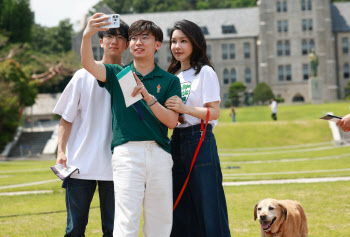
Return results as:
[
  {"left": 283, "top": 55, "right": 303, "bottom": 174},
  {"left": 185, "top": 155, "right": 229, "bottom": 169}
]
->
[{"left": 165, "top": 20, "right": 231, "bottom": 237}]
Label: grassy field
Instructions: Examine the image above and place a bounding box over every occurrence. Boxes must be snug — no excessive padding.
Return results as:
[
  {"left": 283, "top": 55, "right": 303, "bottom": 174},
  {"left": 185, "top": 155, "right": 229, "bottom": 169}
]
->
[{"left": 1, "top": 102, "right": 350, "bottom": 236}]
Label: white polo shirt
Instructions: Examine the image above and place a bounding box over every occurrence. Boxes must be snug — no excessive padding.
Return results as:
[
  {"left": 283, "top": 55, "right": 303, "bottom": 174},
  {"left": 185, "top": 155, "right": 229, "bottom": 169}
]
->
[
  {"left": 177, "top": 65, "right": 221, "bottom": 128},
  {"left": 53, "top": 68, "right": 113, "bottom": 180}
]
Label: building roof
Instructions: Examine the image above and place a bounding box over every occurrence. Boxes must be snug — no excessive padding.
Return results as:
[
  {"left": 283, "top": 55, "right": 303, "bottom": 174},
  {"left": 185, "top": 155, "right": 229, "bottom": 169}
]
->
[
  {"left": 331, "top": 2, "right": 350, "bottom": 32},
  {"left": 24, "top": 93, "right": 61, "bottom": 116},
  {"left": 81, "top": 7, "right": 259, "bottom": 41}
]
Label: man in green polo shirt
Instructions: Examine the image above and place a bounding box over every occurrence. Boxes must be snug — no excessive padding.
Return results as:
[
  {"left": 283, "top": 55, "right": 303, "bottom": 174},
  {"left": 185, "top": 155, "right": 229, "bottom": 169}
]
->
[{"left": 81, "top": 13, "right": 181, "bottom": 237}]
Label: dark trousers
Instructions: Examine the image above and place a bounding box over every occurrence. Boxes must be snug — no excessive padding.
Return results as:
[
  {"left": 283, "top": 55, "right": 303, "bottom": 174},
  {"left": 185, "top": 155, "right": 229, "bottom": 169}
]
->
[
  {"left": 170, "top": 124, "right": 231, "bottom": 237},
  {"left": 272, "top": 113, "right": 277, "bottom": 120},
  {"left": 64, "top": 178, "right": 115, "bottom": 237}
]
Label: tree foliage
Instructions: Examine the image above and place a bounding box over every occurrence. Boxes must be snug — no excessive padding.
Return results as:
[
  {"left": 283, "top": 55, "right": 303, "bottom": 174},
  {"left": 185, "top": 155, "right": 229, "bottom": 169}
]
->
[
  {"left": 228, "top": 82, "right": 246, "bottom": 107},
  {"left": 31, "top": 19, "right": 73, "bottom": 54},
  {"left": 93, "top": 0, "right": 258, "bottom": 14},
  {"left": 252, "top": 82, "right": 274, "bottom": 104},
  {"left": 0, "top": 1, "right": 78, "bottom": 152},
  {"left": 0, "top": 0, "right": 33, "bottom": 43}
]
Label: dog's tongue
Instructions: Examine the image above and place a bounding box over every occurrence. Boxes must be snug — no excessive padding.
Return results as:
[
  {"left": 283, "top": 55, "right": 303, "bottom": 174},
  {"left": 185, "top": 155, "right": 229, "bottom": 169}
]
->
[{"left": 261, "top": 221, "right": 270, "bottom": 229}]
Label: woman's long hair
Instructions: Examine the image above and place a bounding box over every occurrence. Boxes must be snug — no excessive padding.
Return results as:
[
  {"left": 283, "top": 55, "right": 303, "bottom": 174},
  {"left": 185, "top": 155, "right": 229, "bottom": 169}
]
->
[{"left": 167, "top": 19, "right": 214, "bottom": 76}]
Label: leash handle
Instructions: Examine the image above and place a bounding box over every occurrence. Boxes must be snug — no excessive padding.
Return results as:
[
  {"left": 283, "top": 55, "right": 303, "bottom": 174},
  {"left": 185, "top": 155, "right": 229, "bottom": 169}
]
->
[{"left": 173, "top": 107, "right": 210, "bottom": 211}]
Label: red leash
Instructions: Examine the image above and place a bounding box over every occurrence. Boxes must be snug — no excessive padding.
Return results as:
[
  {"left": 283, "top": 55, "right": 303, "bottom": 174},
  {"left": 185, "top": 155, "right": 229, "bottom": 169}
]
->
[{"left": 173, "top": 107, "right": 210, "bottom": 211}]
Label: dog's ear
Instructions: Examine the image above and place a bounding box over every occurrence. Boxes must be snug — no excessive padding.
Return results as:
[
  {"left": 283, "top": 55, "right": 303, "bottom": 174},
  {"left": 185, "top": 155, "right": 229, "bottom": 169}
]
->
[
  {"left": 277, "top": 202, "right": 288, "bottom": 221},
  {"left": 254, "top": 200, "right": 262, "bottom": 221}
]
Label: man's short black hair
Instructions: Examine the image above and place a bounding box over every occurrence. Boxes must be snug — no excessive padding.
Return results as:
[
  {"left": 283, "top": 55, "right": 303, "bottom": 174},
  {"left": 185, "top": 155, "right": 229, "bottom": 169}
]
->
[
  {"left": 128, "top": 20, "right": 163, "bottom": 43},
  {"left": 98, "top": 19, "right": 129, "bottom": 40}
]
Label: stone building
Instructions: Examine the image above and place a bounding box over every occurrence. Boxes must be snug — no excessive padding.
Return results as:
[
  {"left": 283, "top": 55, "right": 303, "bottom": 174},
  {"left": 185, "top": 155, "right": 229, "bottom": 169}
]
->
[{"left": 72, "top": 0, "right": 350, "bottom": 104}]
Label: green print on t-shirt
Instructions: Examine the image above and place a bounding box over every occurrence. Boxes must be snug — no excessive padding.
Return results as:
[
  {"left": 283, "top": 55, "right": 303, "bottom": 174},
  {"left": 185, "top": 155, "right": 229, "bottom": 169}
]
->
[{"left": 181, "top": 82, "right": 191, "bottom": 104}]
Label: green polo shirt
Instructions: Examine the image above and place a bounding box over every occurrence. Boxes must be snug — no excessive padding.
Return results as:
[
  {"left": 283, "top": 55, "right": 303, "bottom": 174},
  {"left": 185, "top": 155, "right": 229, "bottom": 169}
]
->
[{"left": 100, "top": 62, "right": 181, "bottom": 154}]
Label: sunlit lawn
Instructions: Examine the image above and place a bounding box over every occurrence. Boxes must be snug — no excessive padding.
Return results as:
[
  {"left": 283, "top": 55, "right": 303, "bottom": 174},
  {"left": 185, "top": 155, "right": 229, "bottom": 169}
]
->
[{"left": 2, "top": 102, "right": 350, "bottom": 236}]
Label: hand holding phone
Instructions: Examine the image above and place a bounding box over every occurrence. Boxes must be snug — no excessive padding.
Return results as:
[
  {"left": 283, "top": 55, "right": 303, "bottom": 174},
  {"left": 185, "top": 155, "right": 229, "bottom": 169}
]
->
[
  {"left": 100, "top": 14, "right": 120, "bottom": 28},
  {"left": 319, "top": 114, "right": 342, "bottom": 123}
]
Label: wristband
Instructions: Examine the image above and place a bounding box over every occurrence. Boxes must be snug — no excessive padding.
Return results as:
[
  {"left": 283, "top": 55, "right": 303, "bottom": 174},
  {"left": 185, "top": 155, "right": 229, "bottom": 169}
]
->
[{"left": 147, "top": 95, "right": 158, "bottom": 107}]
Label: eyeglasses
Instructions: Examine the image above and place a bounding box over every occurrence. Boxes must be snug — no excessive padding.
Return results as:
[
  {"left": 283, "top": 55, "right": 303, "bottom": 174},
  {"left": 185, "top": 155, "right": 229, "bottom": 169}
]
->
[
  {"left": 130, "top": 34, "right": 154, "bottom": 43},
  {"left": 104, "top": 34, "right": 126, "bottom": 42}
]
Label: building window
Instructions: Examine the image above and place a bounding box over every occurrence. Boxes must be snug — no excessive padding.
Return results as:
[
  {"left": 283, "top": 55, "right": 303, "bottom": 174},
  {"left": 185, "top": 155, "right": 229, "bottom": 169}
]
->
[
  {"left": 278, "top": 65, "right": 284, "bottom": 81},
  {"left": 278, "top": 21, "right": 282, "bottom": 32},
  {"left": 100, "top": 48, "right": 104, "bottom": 60},
  {"left": 244, "top": 42, "right": 250, "bottom": 58},
  {"left": 283, "top": 0, "right": 287, "bottom": 12},
  {"left": 167, "top": 48, "right": 172, "bottom": 62},
  {"left": 230, "top": 44, "right": 235, "bottom": 59},
  {"left": 277, "top": 1, "right": 281, "bottom": 12},
  {"left": 301, "top": 0, "right": 306, "bottom": 11},
  {"left": 342, "top": 37, "right": 349, "bottom": 54},
  {"left": 309, "top": 39, "right": 315, "bottom": 52},
  {"left": 308, "top": 19, "right": 313, "bottom": 31},
  {"left": 302, "top": 39, "right": 315, "bottom": 55},
  {"left": 277, "top": 40, "right": 290, "bottom": 56},
  {"left": 285, "top": 40, "right": 290, "bottom": 55},
  {"left": 278, "top": 65, "right": 292, "bottom": 81},
  {"left": 303, "top": 64, "right": 309, "bottom": 80},
  {"left": 286, "top": 65, "right": 292, "bottom": 81},
  {"left": 93, "top": 47, "right": 98, "bottom": 60},
  {"left": 207, "top": 45, "right": 211, "bottom": 60},
  {"left": 231, "top": 68, "right": 236, "bottom": 83},
  {"left": 277, "top": 41, "right": 283, "bottom": 56},
  {"left": 308, "top": 0, "right": 312, "bottom": 10},
  {"left": 222, "top": 25, "right": 236, "bottom": 34},
  {"left": 201, "top": 26, "right": 209, "bottom": 35},
  {"left": 222, "top": 44, "right": 228, "bottom": 59},
  {"left": 154, "top": 51, "right": 159, "bottom": 63},
  {"left": 302, "top": 0, "right": 312, "bottom": 11},
  {"left": 302, "top": 19, "right": 307, "bottom": 31},
  {"left": 223, "top": 69, "right": 229, "bottom": 84},
  {"left": 284, "top": 20, "right": 288, "bottom": 32},
  {"left": 245, "top": 68, "right": 251, "bottom": 83},
  {"left": 167, "top": 28, "right": 172, "bottom": 37},
  {"left": 302, "top": 19, "right": 313, "bottom": 31},
  {"left": 344, "top": 63, "right": 350, "bottom": 79},
  {"left": 302, "top": 40, "right": 308, "bottom": 55}
]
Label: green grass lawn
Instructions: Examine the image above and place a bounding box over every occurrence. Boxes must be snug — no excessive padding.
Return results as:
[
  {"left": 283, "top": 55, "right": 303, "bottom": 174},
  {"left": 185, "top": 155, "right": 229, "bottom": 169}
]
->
[{"left": 2, "top": 102, "right": 350, "bottom": 236}]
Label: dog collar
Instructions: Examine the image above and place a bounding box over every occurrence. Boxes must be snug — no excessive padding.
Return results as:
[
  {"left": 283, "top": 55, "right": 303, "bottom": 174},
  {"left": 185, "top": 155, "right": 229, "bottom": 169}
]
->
[{"left": 267, "top": 222, "right": 283, "bottom": 237}]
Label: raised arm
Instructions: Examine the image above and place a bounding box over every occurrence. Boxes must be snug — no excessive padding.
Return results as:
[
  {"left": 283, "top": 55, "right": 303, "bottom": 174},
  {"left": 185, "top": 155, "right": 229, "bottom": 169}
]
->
[{"left": 81, "top": 13, "right": 110, "bottom": 82}]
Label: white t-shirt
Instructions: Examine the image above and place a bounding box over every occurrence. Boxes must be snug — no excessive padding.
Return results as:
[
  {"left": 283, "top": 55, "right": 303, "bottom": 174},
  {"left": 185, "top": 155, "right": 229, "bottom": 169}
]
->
[
  {"left": 271, "top": 101, "right": 278, "bottom": 113},
  {"left": 53, "top": 68, "right": 113, "bottom": 180},
  {"left": 177, "top": 65, "right": 221, "bottom": 128}
]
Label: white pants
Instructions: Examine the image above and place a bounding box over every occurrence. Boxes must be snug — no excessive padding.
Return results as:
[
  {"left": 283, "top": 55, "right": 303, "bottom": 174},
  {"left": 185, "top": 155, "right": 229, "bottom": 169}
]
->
[{"left": 112, "top": 141, "right": 173, "bottom": 237}]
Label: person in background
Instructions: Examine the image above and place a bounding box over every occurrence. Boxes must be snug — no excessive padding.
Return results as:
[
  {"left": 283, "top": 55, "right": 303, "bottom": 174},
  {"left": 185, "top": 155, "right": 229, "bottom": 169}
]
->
[
  {"left": 165, "top": 19, "right": 231, "bottom": 237},
  {"left": 270, "top": 98, "right": 278, "bottom": 121},
  {"left": 230, "top": 105, "right": 236, "bottom": 122},
  {"left": 81, "top": 14, "right": 181, "bottom": 237},
  {"left": 53, "top": 21, "right": 130, "bottom": 237}
]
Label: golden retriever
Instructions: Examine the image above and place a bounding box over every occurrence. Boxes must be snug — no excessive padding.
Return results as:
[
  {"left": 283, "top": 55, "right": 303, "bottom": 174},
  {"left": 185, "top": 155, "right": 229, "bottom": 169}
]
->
[{"left": 254, "top": 198, "right": 308, "bottom": 237}]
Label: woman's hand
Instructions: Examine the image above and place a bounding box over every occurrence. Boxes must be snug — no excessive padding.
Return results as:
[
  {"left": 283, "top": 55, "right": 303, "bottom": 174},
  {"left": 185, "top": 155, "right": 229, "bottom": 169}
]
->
[{"left": 165, "top": 95, "right": 187, "bottom": 114}]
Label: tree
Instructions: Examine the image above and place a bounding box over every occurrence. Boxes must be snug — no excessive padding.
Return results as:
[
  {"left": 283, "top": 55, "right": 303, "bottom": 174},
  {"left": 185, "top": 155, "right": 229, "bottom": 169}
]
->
[
  {"left": 0, "top": 0, "right": 34, "bottom": 43},
  {"left": 0, "top": 0, "right": 77, "bottom": 153},
  {"left": 228, "top": 82, "right": 246, "bottom": 106},
  {"left": 93, "top": 0, "right": 258, "bottom": 14},
  {"left": 31, "top": 19, "right": 73, "bottom": 54},
  {"left": 252, "top": 82, "right": 274, "bottom": 104}
]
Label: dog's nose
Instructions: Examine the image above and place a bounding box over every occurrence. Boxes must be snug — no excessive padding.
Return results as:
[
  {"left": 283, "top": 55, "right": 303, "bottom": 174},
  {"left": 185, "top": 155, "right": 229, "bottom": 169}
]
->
[{"left": 260, "top": 214, "right": 266, "bottom": 220}]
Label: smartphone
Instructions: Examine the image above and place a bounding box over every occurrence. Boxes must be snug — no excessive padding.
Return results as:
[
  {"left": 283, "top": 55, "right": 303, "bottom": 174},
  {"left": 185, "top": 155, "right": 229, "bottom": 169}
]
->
[
  {"left": 100, "top": 14, "right": 120, "bottom": 28},
  {"left": 319, "top": 114, "right": 342, "bottom": 122}
]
